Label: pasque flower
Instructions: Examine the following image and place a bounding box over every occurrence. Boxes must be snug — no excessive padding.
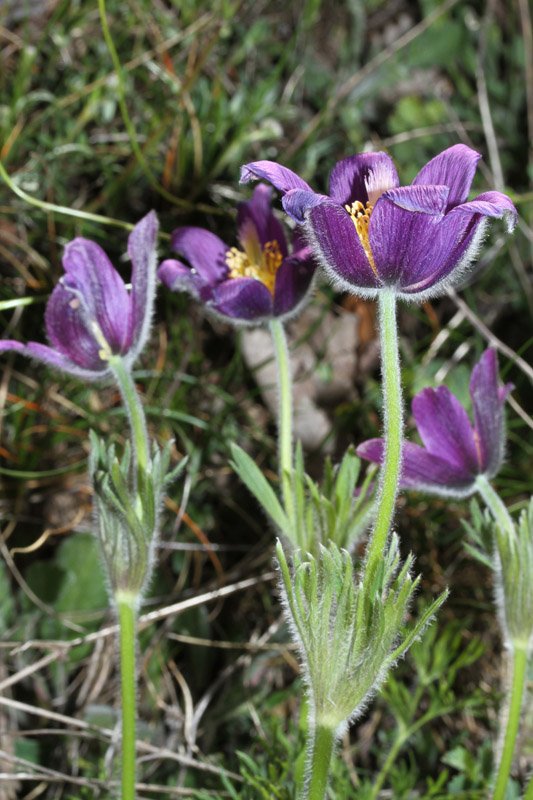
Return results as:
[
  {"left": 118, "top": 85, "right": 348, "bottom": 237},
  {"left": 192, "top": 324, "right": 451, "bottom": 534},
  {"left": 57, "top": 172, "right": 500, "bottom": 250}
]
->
[
  {"left": 357, "top": 349, "right": 512, "bottom": 497},
  {"left": 158, "top": 184, "right": 316, "bottom": 323},
  {"left": 0, "top": 212, "right": 159, "bottom": 379},
  {"left": 241, "top": 145, "right": 517, "bottom": 300}
]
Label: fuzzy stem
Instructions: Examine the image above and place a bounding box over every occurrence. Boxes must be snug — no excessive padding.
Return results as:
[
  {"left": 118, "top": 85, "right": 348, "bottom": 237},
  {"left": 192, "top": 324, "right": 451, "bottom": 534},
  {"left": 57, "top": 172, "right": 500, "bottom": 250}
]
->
[
  {"left": 492, "top": 644, "right": 528, "bottom": 800},
  {"left": 476, "top": 475, "right": 515, "bottom": 538},
  {"left": 269, "top": 319, "right": 295, "bottom": 524},
  {"left": 116, "top": 591, "right": 138, "bottom": 800},
  {"left": 303, "top": 723, "right": 336, "bottom": 800},
  {"left": 110, "top": 357, "right": 149, "bottom": 481},
  {"left": 365, "top": 288, "right": 402, "bottom": 582}
]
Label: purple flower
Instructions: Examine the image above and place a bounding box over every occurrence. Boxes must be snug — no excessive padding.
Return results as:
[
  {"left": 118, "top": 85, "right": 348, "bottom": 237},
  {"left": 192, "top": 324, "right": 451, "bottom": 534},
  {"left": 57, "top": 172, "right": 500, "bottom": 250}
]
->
[
  {"left": 356, "top": 349, "right": 513, "bottom": 498},
  {"left": 0, "top": 212, "right": 159, "bottom": 379},
  {"left": 158, "top": 184, "right": 316, "bottom": 323},
  {"left": 241, "top": 145, "right": 517, "bottom": 300}
]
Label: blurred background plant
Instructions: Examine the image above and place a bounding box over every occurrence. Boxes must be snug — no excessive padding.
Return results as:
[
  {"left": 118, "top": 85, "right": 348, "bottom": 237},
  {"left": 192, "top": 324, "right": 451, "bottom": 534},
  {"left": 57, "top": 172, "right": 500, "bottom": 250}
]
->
[{"left": 0, "top": 0, "right": 531, "bottom": 796}]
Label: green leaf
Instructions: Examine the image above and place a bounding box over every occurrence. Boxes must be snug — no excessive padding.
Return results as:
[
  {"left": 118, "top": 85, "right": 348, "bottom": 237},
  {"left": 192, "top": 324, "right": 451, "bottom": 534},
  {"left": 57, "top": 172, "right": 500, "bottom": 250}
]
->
[{"left": 230, "top": 443, "right": 288, "bottom": 532}]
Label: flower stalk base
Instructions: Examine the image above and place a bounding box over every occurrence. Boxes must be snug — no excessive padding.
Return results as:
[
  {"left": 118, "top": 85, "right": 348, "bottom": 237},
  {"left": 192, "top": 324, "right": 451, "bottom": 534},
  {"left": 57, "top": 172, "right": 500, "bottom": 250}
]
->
[
  {"left": 303, "top": 723, "right": 336, "bottom": 800},
  {"left": 492, "top": 645, "right": 528, "bottom": 800},
  {"left": 116, "top": 591, "right": 138, "bottom": 800}
]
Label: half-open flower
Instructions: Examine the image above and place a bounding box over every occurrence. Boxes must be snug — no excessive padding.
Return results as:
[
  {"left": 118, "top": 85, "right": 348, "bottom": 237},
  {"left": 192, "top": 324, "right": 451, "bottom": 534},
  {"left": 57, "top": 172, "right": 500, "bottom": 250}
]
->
[
  {"left": 158, "top": 184, "right": 316, "bottom": 324},
  {"left": 0, "top": 213, "right": 159, "bottom": 379},
  {"left": 357, "top": 349, "right": 513, "bottom": 498},
  {"left": 241, "top": 145, "right": 517, "bottom": 300}
]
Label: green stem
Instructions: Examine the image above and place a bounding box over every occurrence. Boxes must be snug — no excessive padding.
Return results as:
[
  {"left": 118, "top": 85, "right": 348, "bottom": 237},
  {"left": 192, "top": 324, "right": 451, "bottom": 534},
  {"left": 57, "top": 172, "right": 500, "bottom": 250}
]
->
[
  {"left": 365, "top": 288, "right": 403, "bottom": 581},
  {"left": 0, "top": 158, "right": 133, "bottom": 230},
  {"left": 303, "top": 723, "right": 336, "bottom": 800},
  {"left": 370, "top": 729, "right": 408, "bottom": 799},
  {"left": 269, "top": 319, "right": 295, "bottom": 525},
  {"left": 476, "top": 475, "right": 515, "bottom": 538},
  {"left": 110, "top": 357, "right": 149, "bottom": 481},
  {"left": 116, "top": 591, "right": 138, "bottom": 800},
  {"left": 492, "top": 645, "right": 528, "bottom": 800},
  {"left": 524, "top": 775, "right": 533, "bottom": 800}
]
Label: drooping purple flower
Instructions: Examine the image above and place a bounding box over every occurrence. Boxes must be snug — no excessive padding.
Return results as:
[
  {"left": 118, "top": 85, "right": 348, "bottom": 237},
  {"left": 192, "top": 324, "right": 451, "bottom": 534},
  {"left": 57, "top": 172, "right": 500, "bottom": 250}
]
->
[
  {"left": 158, "top": 184, "right": 316, "bottom": 324},
  {"left": 0, "top": 212, "right": 159, "bottom": 379},
  {"left": 356, "top": 349, "right": 513, "bottom": 498},
  {"left": 241, "top": 145, "right": 517, "bottom": 301}
]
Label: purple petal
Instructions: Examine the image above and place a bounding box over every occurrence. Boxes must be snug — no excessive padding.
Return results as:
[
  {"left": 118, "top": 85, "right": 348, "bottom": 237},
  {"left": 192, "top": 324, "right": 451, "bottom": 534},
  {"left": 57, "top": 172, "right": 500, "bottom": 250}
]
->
[
  {"left": 412, "top": 386, "right": 479, "bottom": 475},
  {"left": 369, "top": 186, "right": 449, "bottom": 286},
  {"left": 357, "top": 438, "right": 477, "bottom": 496},
  {"left": 282, "top": 189, "right": 331, "bottom": 224},
  {"left": 61, "top": 238, "right": 132, "bottom": 354},
  {"left": 398, "top": 211, "right": 482, "bottom": 296},
  {"left": 380, "top": 185, "right": 449, "bottom": 215},
  {"left": 210, "top": 277, "right": 273, "bottom": 321},
  {"left": 25, "top": 343, "right": 106, "bottom": 380},
  {"left": 158, "top": 258, "right": 209, "bottom": 300},
  {"left": 469, "top": 349, "right": 511, "bottom": 476},
  {"left": 449, "top": 191, "right": 518, "bottom": 231},
  {"left": 306, "top": 202, "right": 381, "bottom": 291},
  {"left": 45, "top": 282, "right": 107, "bottom": 370},
  {"left": 0, "top": 339, "right": 104, "bottom": 379},
  {"left": 237, "top": 184, "right": 288, "bottom": 256},
  {"left": 170, "top": 227, "right": 229, "bottom": 284},
  {"left": 128, "top": 211, "right": 159, "bottom": 355},
  {"left": 240, "top": 161, "right": 313, "bottom": 193},
  {"left": 273, "top": 252, "right": 316, "bottom": 317},
  {"left": 0, "top": 340, "right": 25, "bottom": 354},
  {"left": 329, "top": 152, "right": 399, "bottom": 206},
  {"left": 412, "top": 145, "right": 481, "bottom": 209}
]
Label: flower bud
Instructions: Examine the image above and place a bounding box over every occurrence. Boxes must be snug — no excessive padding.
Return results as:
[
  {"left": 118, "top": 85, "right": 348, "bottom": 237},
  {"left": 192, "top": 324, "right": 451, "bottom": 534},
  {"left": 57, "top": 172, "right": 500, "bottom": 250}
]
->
[
  {"left": 276, "top": 538, "right": 447, "bottom": 736},
  {"left": 89, "top": 432, "right": 185, "bottom": 598}
]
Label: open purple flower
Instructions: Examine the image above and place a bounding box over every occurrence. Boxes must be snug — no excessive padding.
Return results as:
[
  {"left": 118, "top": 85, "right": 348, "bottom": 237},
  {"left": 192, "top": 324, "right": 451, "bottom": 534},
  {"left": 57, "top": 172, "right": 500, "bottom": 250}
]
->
[
  {"left": 356, "top": 349, "right": 512, "bottom": 498},
  {"left": 241, "top": 145, "right": 517, "bottom": 300},
  {"left": 158, "top": 184, "right": 316, "bottom": 324},
  {"left": 0, "top": 212, "right": 159, "bottom": 380}
]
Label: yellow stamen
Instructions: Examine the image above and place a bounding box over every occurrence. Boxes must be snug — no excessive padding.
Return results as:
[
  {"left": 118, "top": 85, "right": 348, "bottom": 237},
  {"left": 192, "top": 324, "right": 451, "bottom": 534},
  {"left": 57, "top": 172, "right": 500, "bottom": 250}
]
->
[
  {"left": 225, "top": 239, "right": 283, "bottom": 294},
  {"left": 91, "top": 320, "right": 112, "bottom": 361},
  {"left": 344, "top": 200, "right": 378, "bottom": 278}
]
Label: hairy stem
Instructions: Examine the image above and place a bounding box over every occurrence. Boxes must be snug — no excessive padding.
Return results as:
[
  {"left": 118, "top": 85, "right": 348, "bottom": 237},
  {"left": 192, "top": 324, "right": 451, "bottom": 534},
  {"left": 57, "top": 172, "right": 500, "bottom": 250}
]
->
[
  {"left": 492, "top": 645, "right": 528, "bottom": 800},
  {"left": 303, "top": 723, "right": 336, "bottom": 800},
  {"left": 476, "top": 475, "right": 515, "bottom": 538},
  {"left": 110, "top": 357, "right": 149, "bottom": 482},
  {"left": 365, "top": 288, "right": 403, "bottom": 582},
  {"left": 116, "top": 591, "right": 138, "bottom": 800},
  {"left": 269, "top": 319, "right": 295, "bottom": 526}
]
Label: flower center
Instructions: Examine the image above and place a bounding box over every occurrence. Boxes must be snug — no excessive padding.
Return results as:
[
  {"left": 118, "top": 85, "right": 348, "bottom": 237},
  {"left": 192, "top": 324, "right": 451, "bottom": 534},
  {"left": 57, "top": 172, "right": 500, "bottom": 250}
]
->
[
  {"left": 225, "top": 239, "right": 283, "bottom": 294},
  {"left": 344, "top": 201, "right": 378, "bottom": 278}
]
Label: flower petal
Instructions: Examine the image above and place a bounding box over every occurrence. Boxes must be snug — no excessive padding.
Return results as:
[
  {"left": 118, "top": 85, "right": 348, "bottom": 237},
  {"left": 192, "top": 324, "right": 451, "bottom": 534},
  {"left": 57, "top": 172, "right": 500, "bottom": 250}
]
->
[
  {"left": 240, "top": 161, "right": 313, "bottom": 193},
  {"left": 237, "top": 184, "right": 288, "bottom": 256},
  {"left": 273, "top": 251, "right": 316, "bottom": 317},
  {"left": 356, "top": 438, "right": 477, "bottom": 497},
  {"left": 282, "top": 189, "right": 330, "bottom": 224},
  {"left": 25, "top": 343, "right": 107, "bottom": 380},
  {"left": 45, "top": 282, "right": 107, "bottom": 369},
  {"left": 61, "top": 238, "right": 132, "bottom": 354},
  {"left": 450, "top": 191, "right": 518, "bottom": 231},
  {"left": 158, "top": 259, "right": 209, "bottom": 300},
  {"left": 210, "top": 277, "right": 273, "bottom": 321},
  {"left": 369, "top": 186, "right": 449, "bottom": 286},
  {"left": 170, "top": 227, "right": 229, "bottom": 284},
  {"left": 469, "top": 349, "right": 512, "bottom": 477},
  {"left": 128, "top": 210, "right": 159, "bottom": 356},
  {"left": 0, "top": 339, "right": 105, "bottom": 379},
  {"left": 329, "top": 152, "right": 399, "bottom": 206},
  {"left": 306, "top": 202, "right": 381, "bottom": 292},
  {"left": 0, "top": 340, "right": 25, "bottom": 355},
  {"left": 412, "top": 144, "right": 481, "bottom": 209},
  {"left": 412, "top": 386, "right": 479, "bottom": 474}
]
